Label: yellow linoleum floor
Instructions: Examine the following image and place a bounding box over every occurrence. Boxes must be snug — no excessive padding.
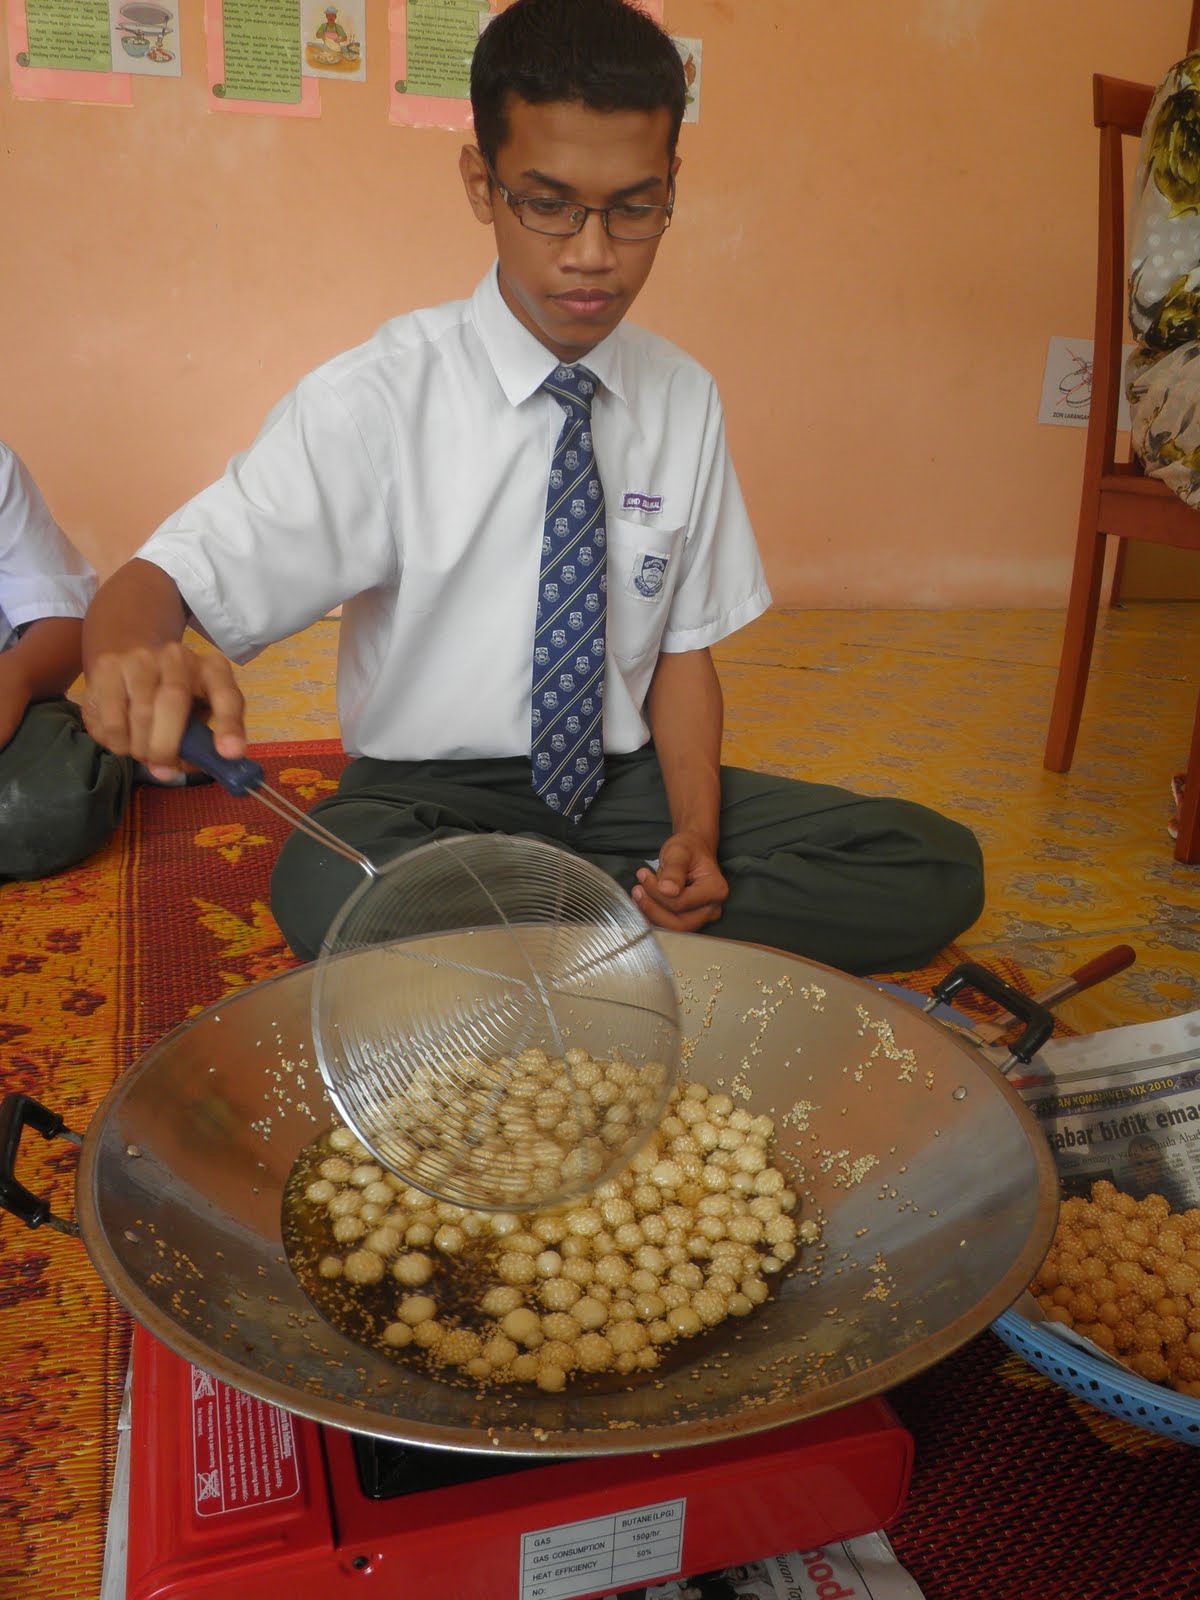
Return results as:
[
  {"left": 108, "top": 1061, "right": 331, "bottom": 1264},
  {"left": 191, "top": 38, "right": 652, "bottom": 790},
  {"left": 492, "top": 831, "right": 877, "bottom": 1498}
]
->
[{"left": 226, "top": 602, "right": 1200, "bottom": 1038}]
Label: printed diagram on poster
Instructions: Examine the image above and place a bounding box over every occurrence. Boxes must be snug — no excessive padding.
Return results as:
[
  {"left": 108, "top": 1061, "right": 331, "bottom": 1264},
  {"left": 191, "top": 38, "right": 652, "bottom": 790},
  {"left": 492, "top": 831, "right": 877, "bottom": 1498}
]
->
[
  {"left": 672, "top": 35, "right": 701, "bottom": 123},
  {"left": 1038, "top": 335, "right": 1133, "bottom": 429},
  {"left": 109, "top": 1, "right": 179, "bottom": 75},
  {"left": 303, "top": 0, "right": 364, "bottom": 80}
]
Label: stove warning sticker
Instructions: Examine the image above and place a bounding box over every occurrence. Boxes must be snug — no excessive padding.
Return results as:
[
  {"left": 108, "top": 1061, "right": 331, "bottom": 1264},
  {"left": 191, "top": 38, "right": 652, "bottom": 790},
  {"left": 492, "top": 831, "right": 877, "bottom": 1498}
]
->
[
  {"left": 189, "top": 1365, "right": 301, "bottom": 1517},
  {"left": 521, "top": 1497, "right": 685, "bottom": 1600}
]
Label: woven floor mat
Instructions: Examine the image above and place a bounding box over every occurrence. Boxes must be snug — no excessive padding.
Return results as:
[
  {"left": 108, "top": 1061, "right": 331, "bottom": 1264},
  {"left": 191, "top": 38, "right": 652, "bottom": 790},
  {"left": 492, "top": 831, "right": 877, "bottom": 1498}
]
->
[
  {"left": 2, "top": 742, "right": 1194, "bottom": 1599},
  {"left": 0, "top": 741, "right": 339, "bottom": 1597}
]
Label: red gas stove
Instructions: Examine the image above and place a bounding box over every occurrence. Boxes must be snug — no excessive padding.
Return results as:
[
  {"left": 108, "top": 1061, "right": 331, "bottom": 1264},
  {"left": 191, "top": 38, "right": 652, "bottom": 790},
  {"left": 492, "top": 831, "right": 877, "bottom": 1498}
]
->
[{"left": 118, "top": 1326, "right": 912, "bottom": 1600}]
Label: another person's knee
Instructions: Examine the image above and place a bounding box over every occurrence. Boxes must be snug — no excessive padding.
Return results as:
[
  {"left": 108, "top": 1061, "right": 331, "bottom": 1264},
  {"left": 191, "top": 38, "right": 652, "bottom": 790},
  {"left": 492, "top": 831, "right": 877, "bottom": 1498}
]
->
[
  {"left": 0, "top": 711, "right": 129, "bottom": 880},
  {"left": 0, "top": 779, "right": 119, "bottom": 879}
]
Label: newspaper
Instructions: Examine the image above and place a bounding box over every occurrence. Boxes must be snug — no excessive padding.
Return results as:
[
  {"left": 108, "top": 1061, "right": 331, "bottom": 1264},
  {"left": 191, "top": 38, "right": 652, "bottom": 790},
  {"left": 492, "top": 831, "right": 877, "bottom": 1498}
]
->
[
  {"left": 609, "top": 1532, "right": 927, "bottom": 1600},
  {"left": 1013, "top": 1009, "right": 1200, "bottom": 1210}
]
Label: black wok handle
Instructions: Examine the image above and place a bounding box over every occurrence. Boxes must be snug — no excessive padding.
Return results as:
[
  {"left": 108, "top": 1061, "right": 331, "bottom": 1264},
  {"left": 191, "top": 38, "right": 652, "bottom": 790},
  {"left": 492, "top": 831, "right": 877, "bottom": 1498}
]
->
[
  {"left": 0, "top": 1092, "right": 83, "bottom": 1235},
  {"left": 926, "top": 962, "right": 1054, "bottom": 1069}
]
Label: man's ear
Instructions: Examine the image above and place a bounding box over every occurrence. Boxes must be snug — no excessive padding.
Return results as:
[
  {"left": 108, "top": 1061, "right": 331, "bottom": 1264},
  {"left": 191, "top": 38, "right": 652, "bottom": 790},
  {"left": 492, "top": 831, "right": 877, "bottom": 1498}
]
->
[{"left": 459, "top": 145, "right": 495, "bottom": 224}]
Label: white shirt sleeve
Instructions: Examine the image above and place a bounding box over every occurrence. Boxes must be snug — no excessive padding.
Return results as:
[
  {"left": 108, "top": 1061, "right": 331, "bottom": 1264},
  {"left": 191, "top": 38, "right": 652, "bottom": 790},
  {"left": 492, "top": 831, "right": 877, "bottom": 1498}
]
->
[
  {"left": 136, "top": 373, "right": 399, "bottom": 663},
  {"left": 0, "top": 444, "right": 95, "bottom": 647},
  {"left": 659, "top": 383, "right": 771, "bottom": 653}
]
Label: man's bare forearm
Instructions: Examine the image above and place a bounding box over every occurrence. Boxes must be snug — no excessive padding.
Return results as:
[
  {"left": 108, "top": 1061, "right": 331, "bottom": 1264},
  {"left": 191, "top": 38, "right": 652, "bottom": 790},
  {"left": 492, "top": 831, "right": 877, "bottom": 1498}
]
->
[
  {"left": 81, "top": 557, "right": 187, "bottom": 673},
  {"left": 2, "top": 617, "right": 84, "bottom": 703},
  {"left": 645, "top": 647, "right": 723, "bottom": 848}
]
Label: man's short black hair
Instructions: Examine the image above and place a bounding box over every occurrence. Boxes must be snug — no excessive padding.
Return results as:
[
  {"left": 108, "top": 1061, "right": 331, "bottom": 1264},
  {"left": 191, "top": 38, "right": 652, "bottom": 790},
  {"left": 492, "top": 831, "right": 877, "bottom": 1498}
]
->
[{"left": 471, "top": 0, "right": 686, "bottom": 167}]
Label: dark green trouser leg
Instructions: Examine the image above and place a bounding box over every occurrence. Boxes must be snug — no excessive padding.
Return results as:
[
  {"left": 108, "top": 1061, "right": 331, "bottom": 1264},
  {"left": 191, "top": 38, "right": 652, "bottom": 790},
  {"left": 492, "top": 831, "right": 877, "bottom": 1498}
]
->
[
  {"left": 269, "top": 748, "right": 983, "bottom": 975},
  {"left": 0, "top": 698, "right": 132, "bottom": 882}
]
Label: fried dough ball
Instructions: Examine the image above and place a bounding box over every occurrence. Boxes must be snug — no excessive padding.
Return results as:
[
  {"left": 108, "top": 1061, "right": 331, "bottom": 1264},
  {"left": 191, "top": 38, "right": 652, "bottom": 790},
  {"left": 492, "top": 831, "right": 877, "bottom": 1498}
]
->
[
  {"left": 298, "top": 1074, "right": 820, "bottom": 1389},
  {"left": 392, "top": 1251, "right": 434, "bottom": 1287},
  {"left": 343, "top": 1250, "right": 385, "bottom": 1286}
]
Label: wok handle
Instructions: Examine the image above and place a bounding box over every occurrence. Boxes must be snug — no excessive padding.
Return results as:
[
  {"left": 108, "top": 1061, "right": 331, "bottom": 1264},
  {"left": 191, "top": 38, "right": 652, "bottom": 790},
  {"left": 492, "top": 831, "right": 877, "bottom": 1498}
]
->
[
  {"left": 926, "top": 962, "right": 1054, "bottom": 1070},
  {"left": 179, "top": 720, "right": 265, "bottom": 795},
  {"left": 0, "top": 1092, "right": 82, "bottom": 1236},
  {"left": 971, "top": 943, "right": 1136, "bottom": 1044}
]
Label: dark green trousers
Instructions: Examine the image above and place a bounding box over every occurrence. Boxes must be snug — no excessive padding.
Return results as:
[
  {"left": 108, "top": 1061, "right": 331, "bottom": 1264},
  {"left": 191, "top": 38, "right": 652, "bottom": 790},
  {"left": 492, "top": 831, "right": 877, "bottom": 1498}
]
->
[
  {"left": 0, "top": 698, "right": 132, "bottom": 882},
  {"left": 269, "top": 747, "right": 984, "bottom": 976}
]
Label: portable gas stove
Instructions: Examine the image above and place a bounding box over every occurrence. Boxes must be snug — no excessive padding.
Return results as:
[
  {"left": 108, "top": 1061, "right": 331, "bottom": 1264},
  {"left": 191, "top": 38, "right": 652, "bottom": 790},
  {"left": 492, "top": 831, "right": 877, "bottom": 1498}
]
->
[{"left": 112, "top": 1325, "right": 912, "bottom": 1600}]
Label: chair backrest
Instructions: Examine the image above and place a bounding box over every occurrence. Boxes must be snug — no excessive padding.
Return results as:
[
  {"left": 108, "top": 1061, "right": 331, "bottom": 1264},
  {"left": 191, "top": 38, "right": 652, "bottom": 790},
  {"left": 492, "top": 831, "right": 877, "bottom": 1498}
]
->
[{"left": 1086, "top": 74, "right": 1154, "bottom": 481}]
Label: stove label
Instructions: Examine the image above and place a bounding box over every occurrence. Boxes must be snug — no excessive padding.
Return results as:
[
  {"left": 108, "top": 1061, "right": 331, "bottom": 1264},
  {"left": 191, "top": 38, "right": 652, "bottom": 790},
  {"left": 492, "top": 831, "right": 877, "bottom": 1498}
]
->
[
  {"left": 520, "top": 1496, "right": 685, "bottom": 1600},
  {"left": 190, "top": 1365, "right": 302, "bottom": 1517}
]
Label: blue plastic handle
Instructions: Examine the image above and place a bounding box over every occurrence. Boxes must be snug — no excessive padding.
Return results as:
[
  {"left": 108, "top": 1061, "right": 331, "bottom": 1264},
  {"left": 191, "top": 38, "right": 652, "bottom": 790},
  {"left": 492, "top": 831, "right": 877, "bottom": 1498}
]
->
[{"left": 178, "top": 720, "right": 264, "bottom": 797}]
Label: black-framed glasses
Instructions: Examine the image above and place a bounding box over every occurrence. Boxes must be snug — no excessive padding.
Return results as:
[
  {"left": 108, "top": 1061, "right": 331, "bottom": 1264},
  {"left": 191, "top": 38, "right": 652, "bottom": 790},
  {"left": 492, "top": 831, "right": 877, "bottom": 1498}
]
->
[{"left": 482, "top": 155, "right": 674, "bottom": 241}]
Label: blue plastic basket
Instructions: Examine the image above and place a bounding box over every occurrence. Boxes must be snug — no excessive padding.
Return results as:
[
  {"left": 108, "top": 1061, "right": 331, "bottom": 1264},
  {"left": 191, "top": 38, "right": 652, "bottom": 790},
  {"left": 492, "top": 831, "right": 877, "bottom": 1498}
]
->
[{"left": 991, "top": 1309, "right": 1200, "bottom": 1446}]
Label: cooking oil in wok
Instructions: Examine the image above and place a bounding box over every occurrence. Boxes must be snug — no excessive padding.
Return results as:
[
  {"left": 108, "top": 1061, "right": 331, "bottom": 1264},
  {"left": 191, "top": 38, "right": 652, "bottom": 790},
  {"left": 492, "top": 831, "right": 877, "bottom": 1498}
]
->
[{"left": 282, "top": 1092, "right": 812, "bottom": 1395}]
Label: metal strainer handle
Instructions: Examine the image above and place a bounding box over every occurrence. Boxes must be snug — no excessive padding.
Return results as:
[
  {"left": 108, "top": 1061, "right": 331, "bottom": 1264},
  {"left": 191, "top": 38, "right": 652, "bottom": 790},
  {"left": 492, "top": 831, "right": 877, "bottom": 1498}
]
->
[{"left": 178, "top": 722, "right": 378, "bottom": 878}]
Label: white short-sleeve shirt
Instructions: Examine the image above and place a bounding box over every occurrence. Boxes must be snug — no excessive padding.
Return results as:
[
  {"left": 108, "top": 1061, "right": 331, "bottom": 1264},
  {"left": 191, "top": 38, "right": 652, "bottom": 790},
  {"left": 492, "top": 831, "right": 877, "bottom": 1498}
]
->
[
  {"left": 138, "top": 266, "right": 771, "bottom": 760},
  {"left": 0, "top": 443, "right": 95, "bottom": 655}
]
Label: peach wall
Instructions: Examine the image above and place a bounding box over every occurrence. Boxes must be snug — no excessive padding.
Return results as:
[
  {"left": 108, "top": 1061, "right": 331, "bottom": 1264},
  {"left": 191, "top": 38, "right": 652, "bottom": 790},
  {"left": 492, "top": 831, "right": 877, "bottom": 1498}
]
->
[{"left": 0, "top": 0, "right": 1191, "bottom": 605}]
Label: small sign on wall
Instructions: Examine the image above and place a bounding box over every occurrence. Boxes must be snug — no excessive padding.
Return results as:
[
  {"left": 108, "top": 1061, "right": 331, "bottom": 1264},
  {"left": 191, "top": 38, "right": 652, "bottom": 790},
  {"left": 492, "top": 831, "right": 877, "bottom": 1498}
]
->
[{"left": 1038, "top": 334, "right": 1133, "bottom": 429}]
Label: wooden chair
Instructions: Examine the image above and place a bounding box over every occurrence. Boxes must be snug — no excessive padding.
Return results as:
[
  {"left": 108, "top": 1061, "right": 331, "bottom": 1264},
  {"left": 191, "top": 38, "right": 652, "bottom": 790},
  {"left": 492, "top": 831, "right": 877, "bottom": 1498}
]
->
[{"left": 1043, "top": 73, "right": 1200, "bottom": 863}]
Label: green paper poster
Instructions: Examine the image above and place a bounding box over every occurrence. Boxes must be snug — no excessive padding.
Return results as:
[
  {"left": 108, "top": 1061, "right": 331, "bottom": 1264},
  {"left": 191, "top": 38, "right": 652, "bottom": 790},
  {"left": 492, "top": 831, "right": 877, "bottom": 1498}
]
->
[
  {"left": 24, "top": 0, "right": 112, "bottom": 72},
  {"left": 220, "top": 0, "right": 301, "bottom": 103},
  {"left": 402, "top": 0, "right": 487, "bottom": 99}
]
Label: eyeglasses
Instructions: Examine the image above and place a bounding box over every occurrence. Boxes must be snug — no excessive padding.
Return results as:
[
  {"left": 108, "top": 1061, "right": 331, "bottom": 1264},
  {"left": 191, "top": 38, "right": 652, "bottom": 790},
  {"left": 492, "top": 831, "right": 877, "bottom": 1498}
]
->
[{"left": 482, "top": 155, "right": 674, "bottom": 241}]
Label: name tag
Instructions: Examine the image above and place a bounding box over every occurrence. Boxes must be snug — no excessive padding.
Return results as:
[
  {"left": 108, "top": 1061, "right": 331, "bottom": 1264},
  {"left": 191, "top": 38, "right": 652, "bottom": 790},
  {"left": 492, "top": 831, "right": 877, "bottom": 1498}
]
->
[{"left": 622, "top": 492, "right": 663, "bottom": 514}]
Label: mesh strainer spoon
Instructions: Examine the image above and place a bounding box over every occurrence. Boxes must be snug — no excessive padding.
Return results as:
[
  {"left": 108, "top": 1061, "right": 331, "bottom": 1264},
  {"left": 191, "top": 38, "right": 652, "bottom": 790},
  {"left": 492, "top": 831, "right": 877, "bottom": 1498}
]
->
[{"left": 178, "top": 722, "right": 680, "bottom": 1211}]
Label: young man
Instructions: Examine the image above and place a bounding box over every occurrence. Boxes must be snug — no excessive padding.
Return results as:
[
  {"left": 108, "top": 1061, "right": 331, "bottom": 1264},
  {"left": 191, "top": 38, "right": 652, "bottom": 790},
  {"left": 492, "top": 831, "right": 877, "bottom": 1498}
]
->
[
  {"left": 82, "top": 0, "right": 983, "bottom": 973},
  {"left": 0, "top": 441, "right": 131, "bottom": 881}
]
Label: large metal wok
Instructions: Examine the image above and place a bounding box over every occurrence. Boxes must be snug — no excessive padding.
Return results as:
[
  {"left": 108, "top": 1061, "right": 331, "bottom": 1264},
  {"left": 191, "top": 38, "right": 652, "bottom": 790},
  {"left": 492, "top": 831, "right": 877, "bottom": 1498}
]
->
[{"left": 21, "top": 932, "right": 1058, "bottom": 1455}]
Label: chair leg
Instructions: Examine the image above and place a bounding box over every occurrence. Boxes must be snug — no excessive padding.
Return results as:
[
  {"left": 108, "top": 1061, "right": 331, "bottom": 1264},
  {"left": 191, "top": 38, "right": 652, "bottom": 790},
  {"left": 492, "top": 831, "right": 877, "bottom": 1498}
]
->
[
  {"left": 1108, "top": 535, "right": 1127, "bottom": 606},
  {"left": 1173, "top": 695, "right": 1200, "bottom": 864},
  {"left": 1045, "top": 524, "right": 1109, "bottom": 771}
]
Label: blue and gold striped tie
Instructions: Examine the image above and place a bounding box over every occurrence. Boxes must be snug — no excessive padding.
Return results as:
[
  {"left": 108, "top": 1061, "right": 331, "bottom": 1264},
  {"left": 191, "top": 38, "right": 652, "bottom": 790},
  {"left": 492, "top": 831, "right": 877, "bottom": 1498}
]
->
[{"left": 531, "top": 364, "right": 607, "bottom": 820}]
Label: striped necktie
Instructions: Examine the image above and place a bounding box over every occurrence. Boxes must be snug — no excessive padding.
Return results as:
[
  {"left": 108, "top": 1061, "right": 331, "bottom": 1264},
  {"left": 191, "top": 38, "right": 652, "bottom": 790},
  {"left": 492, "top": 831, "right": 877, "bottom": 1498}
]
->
[{"left": 531, "top": 364, "right": 607, "bottom": 820}]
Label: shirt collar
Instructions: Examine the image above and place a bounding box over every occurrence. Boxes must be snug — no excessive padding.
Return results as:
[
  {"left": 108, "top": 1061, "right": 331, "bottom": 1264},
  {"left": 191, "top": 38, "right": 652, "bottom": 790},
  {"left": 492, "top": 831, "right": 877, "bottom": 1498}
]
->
[{"left": 469, "top": 263, "right": 629, "bottom": 409}]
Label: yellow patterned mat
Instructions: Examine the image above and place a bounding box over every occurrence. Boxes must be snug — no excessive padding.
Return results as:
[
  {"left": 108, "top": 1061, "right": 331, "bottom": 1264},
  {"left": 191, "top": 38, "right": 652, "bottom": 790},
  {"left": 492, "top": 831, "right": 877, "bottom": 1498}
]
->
[{"left": 0, "top": 747, "right": 327, "bottom": 1597}]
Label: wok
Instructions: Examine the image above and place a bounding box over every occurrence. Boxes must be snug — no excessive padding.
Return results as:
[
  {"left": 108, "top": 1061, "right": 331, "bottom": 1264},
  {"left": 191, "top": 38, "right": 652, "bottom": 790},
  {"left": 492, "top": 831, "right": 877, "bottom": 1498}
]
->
[{"left": 9, "top": 932, "right": 1058, "bottom": 1456}]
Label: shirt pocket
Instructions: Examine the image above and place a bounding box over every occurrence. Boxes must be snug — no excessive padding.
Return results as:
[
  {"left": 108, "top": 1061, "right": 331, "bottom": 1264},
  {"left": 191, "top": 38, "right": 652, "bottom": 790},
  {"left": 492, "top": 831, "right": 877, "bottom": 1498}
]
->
[{"left": 605, "top": 518, "right": 686, "bottom": 665}]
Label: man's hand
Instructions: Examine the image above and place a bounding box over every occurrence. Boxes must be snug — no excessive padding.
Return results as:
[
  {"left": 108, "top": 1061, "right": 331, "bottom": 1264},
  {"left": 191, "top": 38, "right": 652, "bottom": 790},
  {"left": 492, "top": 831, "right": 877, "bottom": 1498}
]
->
[
  {"left": 82, "top": 559, "right": 246, "bottom": 778},
  {"left": 631, "top": 830, "right": 728, "bottom": 933},
  {"left": 83, "top": 640, "right": 246, "bottom": 778}
]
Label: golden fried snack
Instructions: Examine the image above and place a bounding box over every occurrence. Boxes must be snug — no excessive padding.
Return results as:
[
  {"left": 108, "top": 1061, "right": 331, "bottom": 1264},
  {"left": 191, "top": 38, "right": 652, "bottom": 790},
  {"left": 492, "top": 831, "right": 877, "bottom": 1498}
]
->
[
  {"left": 294, "top": 1072, "right": 819, "bottom": 1389},
  {"left": 1032, "top": 1178, "right": 1200, "bottom": 1396}
]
